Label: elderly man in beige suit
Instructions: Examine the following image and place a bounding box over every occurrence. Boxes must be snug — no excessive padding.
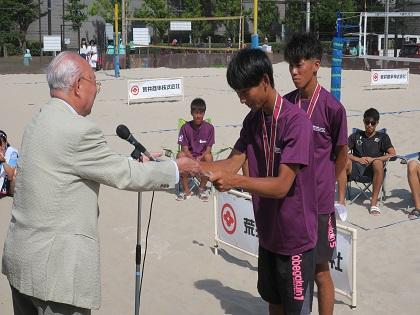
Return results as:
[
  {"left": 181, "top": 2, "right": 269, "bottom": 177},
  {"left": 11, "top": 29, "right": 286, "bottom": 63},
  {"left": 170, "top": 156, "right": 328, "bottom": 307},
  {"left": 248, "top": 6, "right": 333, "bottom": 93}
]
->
[{"left": 2, "top": 51, "right": 200, "bottom": 315}]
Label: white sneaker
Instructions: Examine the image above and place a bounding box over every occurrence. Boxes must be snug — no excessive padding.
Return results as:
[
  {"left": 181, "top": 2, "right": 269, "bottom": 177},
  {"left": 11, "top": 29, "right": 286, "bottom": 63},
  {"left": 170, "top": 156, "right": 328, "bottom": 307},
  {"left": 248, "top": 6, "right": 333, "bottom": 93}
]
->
[
  {"left": 176, "top": 192, "right": 193, "bottom": 201},
  {"left": 198, "top": 189, "right": 209, "bottom": 202}
]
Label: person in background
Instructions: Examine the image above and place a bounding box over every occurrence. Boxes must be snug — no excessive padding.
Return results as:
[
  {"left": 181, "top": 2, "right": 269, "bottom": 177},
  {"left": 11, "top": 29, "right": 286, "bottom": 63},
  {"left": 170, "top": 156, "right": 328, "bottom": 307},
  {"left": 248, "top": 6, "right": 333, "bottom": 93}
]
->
[
  {"left": 407, "top": 158, "right": 420, "bottom": 219},
  {"left": 345, "top": 108, "right": 396, "bottom": 215},
  {"left": 23, "top": 49, "right": 32, "bottom": 66},
  {"left": 284, "top": 32, "right": 348, "bottom": 315},
  {"left": 0, "top": 130, "right": 18, "bottom": 197},
  {"left": 80, "top": 38, "right": 88, "bottom": 60},
  {"left": 226, "top": 37, "right": 232, "bottom": 48},
  {"left": 176, "top": 98, "right": 215, "bottom": 202},
  {"left": 87, "top": 39, "right": 98, "bottom": 71}
]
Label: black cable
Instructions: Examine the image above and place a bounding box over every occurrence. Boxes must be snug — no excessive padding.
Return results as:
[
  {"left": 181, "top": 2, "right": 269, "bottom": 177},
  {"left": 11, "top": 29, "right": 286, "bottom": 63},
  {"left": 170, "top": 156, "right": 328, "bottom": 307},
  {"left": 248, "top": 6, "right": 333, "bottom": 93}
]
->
[{"left": 139, "top": 190, "right": 155, "bottom": 294}]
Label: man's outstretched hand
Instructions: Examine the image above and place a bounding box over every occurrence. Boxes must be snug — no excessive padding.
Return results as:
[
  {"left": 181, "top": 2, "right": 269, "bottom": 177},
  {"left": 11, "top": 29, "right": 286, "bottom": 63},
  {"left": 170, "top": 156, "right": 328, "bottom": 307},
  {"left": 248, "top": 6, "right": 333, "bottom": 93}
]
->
[{"left": 176, "top": 157, "right": 205, "bottom": 177}]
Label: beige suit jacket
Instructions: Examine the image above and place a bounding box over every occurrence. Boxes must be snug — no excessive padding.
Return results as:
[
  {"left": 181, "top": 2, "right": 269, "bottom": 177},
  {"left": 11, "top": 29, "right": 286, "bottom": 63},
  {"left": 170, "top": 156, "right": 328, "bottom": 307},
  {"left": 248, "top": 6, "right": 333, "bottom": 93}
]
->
[{"left": 2, "top": 98, "right": 177, "bottom": 309}]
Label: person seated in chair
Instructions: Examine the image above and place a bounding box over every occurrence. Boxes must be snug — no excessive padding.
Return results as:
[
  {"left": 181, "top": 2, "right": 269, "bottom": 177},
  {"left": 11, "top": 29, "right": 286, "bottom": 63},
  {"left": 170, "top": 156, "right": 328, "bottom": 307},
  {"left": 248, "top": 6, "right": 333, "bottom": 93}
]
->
[
  {"left": 0, "top": 130, "right": 18, "bottom": 197},
  {"left": 407, "top": 158, "right": 420, "bottom": 220},
  {"left": 176, "top": 98, "right": 215, "bottom": 201},
  {"left": 345, "top": 108, "right": 396, "bottom": 215}
]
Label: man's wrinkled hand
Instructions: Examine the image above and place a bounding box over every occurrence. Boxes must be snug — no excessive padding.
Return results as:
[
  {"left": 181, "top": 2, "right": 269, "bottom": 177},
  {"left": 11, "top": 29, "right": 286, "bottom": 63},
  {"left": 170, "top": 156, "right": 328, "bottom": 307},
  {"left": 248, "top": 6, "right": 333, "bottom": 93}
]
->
[{"left": 176, "top": 157, "right": 202, "bottom": 177}]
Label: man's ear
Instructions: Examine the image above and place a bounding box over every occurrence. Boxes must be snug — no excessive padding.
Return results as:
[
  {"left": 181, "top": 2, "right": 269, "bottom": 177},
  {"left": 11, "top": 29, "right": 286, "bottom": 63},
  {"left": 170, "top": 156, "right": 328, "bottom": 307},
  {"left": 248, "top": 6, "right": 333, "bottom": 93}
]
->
[
  {"left": 262, "top": 74, "right": 270, "bottom": 87},
  {"left": 312, "top": 59, "right": 321, "bottom": 73},
  {"left": 74, "top": 78, "right": 81, "bottom": 96}
]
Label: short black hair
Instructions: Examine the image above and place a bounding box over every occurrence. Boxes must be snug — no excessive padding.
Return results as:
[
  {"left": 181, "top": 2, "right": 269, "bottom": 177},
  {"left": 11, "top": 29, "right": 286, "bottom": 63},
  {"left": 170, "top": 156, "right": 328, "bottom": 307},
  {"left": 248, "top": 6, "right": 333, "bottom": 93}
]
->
[
  {"left": 363, "top": 108, "right": 380, "bottom": 121},
  {"left": 226, "top": 48, "right": 274, "bottom": 90},
  {"left": 284, "top": 33, "right": 323, "bottom": 65},
  {"left": 0, "top": 130, "right": 8, "bottom": 146},
  {"left": 191, "top": 98, "right": 206, "bottom": 112}
]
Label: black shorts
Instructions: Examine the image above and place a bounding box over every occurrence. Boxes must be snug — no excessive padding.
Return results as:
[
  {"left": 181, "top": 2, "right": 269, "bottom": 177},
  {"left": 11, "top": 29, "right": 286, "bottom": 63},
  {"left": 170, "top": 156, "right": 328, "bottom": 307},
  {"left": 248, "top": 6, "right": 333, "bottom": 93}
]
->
[
  {"left": 258, "top": 246, "right": 315, "bottom": 315},
  {"left": 350, "top": 161, "right": 376, "bottom": 181},
  {"left": 315, "top": 213, "right": 337, "bottom": 264}
]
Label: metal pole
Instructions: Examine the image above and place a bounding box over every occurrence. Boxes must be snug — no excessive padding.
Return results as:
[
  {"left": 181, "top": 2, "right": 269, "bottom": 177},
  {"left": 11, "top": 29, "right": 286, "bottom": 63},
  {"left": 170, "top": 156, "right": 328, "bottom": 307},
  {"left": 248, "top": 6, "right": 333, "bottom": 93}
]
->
[
  {"left": 38, "top": 0, "right": 42, "bottom": 63},
  {"left": 122, "top": 0, "right": 126, "bottom": 45},
  {"left": 135, "top": 192, "right": 142, "bottom": 315},
  {"left": 384, "top": 0, "right": 389, "bottom": 56},
  {"left": 363, "top": 12, "right": 367, "bottom": 56},
  {"left": 62, "top": 0, "right": 65, "bottom": 49},
  {"left": 306, "top": 0, "right": 310, "bottom": 32},
  {"left": 331, "top": 12, "right": 343, "bottom": 101},
  {"left": 114, "top": 2, "right": 120, "bottom": 78},
  {"left": 251, "top": 0, "right": 259, "bottom": 48},
  {"left": 238, "top": 0, "right": 243, "bottom": 48},
  {"left": 47, "top": 0, "right": 51, "bottom": 35}
]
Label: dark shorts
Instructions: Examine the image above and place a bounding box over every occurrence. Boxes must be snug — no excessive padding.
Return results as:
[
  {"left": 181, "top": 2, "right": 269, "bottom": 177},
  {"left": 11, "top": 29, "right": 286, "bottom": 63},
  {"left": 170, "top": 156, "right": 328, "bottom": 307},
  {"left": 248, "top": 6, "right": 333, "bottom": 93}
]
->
[
  {"left": 315, "top": 213, "right": 337, "bottom": 264},
  {"left": 258, "top": 246, "right": 315, "bottom": 315},
  {"left": 350, "top": 161, "right": 374, "bottom": 181},
  {"left": 10, "top": 285, "right": 91, "bottom": 315}
]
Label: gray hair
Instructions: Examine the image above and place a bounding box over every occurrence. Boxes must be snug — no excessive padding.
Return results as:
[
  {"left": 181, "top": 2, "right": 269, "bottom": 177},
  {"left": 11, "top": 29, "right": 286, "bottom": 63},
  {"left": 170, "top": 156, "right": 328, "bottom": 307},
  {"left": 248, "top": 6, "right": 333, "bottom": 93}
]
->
[{"left": 46, "top": 51, "right": 84, "bottom": 92}]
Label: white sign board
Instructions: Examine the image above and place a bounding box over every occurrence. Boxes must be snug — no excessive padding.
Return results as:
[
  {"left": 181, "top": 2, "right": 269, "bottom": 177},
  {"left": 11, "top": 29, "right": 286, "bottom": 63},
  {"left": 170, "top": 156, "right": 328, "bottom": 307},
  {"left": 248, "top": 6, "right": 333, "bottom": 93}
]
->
[
  {"left": 329, "top": 230, "right": 352, "bottom": 294},
  {"left": 43, "top": 35, "right": 61, "bottom": 52},
  {"left": 370, "top": 68, "right": 409, "bottom": 86},
  {"left": 105, "top": 23, "right": 114, "bottom": 40},
  {"left": 215, "top": 190, "right": 357, "bottom": 306},
  {"left": 128, "top": 78, "right": 184, "bottom": 104},
  {"left": 133, "top": 28, "right": 150, "bottom": 46},
  {"left": 170, "top": 21, "right": 192, "bottom": 31},
  {"left": 216, "top": 191, "right": 258, "bottom": 255}
]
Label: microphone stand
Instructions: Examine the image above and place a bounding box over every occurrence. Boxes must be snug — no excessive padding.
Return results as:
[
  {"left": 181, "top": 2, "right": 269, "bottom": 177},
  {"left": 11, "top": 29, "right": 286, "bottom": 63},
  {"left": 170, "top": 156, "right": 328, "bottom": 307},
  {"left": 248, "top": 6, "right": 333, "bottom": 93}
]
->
[
  {"left": 131, "top": 147, "right": 143, "bottom": 315},
  {"left": 135, "top": 191, "right": 142, "bottom": 315}
]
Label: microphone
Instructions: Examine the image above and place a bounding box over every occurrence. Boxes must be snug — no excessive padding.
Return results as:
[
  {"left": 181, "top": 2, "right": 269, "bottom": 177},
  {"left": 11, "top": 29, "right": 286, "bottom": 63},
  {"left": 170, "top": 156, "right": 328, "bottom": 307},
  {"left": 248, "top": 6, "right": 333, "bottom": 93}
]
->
[{"left": 116, "top": 124, "right": 156, "bottom": 161}]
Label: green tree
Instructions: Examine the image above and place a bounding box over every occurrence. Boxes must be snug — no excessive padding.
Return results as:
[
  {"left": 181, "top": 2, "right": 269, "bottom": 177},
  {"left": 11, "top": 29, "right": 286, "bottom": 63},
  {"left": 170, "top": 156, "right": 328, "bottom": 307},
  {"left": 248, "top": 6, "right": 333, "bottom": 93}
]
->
[
  {"left": 284, "top": 0, "right": 305, "bottom": 35},
  {"left": 64, "top": 0, "right": 88, "bottom": 50},
  {"left": 259, "top": 1, "right": 280, "bottom": 41},
  {"left": 0, "top": 0, "right": 44, "bottom": 53},
  {"left": 213, "top": 0, "right": 243, "bottom": 43},
  {"left": 180, "top": 0, "right": 212, "bottom": 44},
  {"left": 134, "top": 0, "right": 170, "bottom": 43},
  {"left": 88, "top": 0, "right": 116, "bottom": 23},
  {"left": 0, "top": 2, "right": 18, "bottom": 54},
  {"left": 393, "top": 0, "right": 413, "bottom": 36},
  {"left": 313, "top": 0, "right": 357, "bottom": 36}
]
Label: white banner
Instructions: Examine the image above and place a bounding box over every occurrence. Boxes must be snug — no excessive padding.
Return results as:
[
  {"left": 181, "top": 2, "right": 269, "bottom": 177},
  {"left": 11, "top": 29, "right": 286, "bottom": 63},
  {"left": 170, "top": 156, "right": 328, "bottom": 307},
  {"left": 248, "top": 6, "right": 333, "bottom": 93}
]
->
[
  {"left": 215, "top": 190, "right": 356, "bottom": 306},
  {"left": 43, "top": 35, "right": 61, "bottom": 52},
  {"left": 216, "top": 191, "right": 259, "bottom": 255},
  {"left": 370, "top": 68, "right": 409, "bottom": 86},
  {"left": 128, "top": 78, "right": 184, "bottom": 104},
  {"left": 105, "top": 23, "right": 114, "bottom": 40},
  {"left": 133, "top": 28, "right": 150, "bottom": 46},
  {"left": 330, "top": 230, "right": 352, "bottom": 294},
  {"left": 170, "top": 21, "right": 192, "bottom": 31}
]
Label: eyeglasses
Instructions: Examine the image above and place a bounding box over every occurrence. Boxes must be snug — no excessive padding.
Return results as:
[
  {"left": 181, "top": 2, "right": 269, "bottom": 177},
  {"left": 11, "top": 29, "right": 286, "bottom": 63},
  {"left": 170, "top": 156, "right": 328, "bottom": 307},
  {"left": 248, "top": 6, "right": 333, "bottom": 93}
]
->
[
  {"left": 364, "top": 120, "right": 377, "bottom": 126},
  {"left": 79, "top": 77, "right": 101, "bottom": 94}
]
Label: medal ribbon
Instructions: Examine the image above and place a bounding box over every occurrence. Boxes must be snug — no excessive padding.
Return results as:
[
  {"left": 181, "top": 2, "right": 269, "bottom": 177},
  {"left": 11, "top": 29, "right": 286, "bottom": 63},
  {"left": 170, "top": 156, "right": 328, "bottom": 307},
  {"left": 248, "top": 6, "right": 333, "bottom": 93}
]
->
[
  {"left": 261, "top": 94, "right": 283, "bottom": 177},
  {"left": 295, "top": 83, "right": 321, "bottom": 119}
]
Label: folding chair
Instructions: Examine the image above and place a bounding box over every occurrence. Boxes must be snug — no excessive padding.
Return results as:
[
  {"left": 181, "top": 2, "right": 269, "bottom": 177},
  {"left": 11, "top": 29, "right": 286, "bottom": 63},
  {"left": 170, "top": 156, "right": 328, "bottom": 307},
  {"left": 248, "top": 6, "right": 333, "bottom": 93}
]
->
[
  {"left": 389, "top": 151, "right": 420, "bottom": 165},
  {"left": 346, "top": 128, "right": 388, "bottom": 205}
]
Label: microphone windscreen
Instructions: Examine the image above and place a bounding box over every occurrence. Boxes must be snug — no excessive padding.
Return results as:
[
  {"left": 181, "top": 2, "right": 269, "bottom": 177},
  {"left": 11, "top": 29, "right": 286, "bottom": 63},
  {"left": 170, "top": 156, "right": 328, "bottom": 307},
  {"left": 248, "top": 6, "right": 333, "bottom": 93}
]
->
[{"left": 116, "top": 124, "right": 130, "bottom": 140}]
